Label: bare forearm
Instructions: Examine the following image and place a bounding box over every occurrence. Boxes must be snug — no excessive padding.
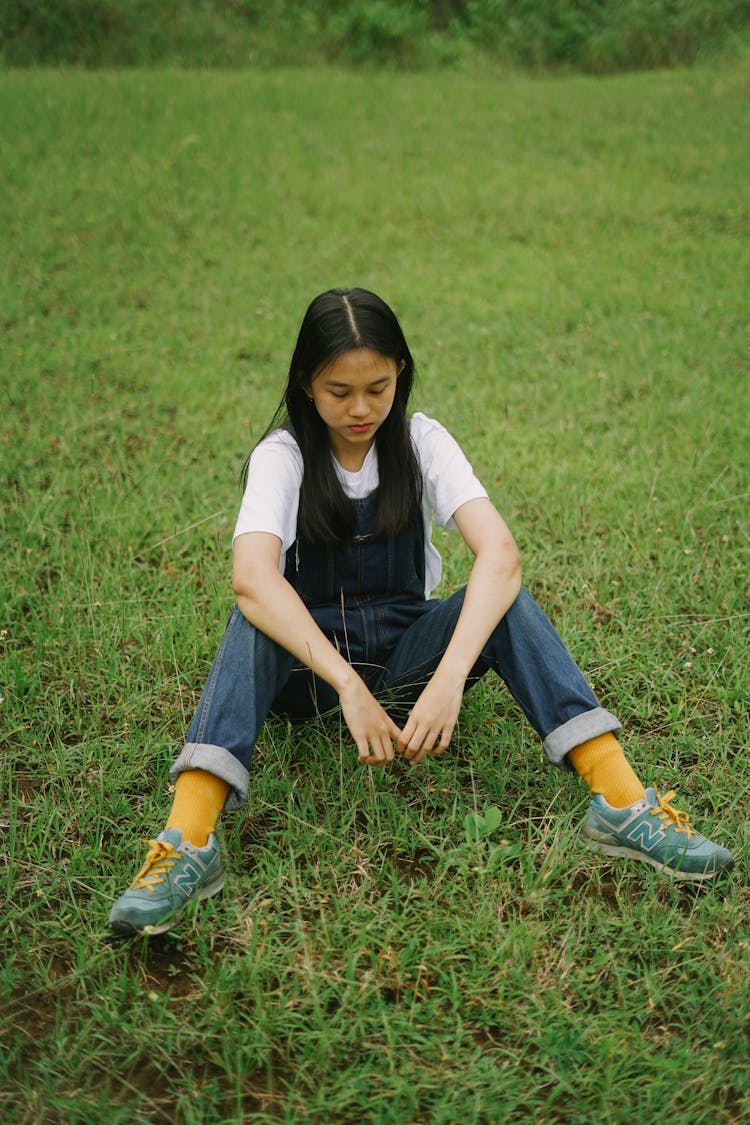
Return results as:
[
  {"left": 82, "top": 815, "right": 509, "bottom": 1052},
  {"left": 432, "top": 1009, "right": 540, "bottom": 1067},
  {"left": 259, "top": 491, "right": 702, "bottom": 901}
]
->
[
  {"left": 235, "top": 574, "right": 356, "bottom": 695},
  {"left": 437, "top": 548, "right": 522, "bottom": 681},
  {"left": 232, "top": 532, "right": 401, "bottom": 766},
  {"left": 396, "top": 547, "right": 521, "bottom": 762}
]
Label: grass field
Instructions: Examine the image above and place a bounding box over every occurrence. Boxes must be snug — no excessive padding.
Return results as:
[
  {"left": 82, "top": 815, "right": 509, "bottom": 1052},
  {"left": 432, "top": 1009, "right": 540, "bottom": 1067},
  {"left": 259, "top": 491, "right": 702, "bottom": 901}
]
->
[{"left": 1, "top": 58, "right": 749, "bottom": 1123}]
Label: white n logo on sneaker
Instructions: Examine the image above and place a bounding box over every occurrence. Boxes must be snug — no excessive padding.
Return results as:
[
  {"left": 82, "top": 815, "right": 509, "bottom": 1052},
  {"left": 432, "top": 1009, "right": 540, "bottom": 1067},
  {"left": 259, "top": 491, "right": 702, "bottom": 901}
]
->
[
  {"left": 626, "top": 820, "right": 666, "bottom": 853},
  {"left": 174, "top": 862, "right": 204, "bottom": 893}
]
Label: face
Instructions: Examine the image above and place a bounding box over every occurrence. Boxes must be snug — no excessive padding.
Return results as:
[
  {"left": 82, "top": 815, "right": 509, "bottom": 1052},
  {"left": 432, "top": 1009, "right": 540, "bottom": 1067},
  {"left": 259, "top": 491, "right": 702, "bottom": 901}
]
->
[{"left": 308, "top": 347, "right": 404, "bottom": 469}]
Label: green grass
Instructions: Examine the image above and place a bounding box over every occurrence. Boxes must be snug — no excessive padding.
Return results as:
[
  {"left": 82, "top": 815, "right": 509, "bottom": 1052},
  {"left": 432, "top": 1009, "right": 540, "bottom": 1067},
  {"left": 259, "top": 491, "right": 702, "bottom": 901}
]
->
[
  {"left": 1, "top": 59, "right": 749, "bottom": 1122},
  {"left": 3, "top": 0, "right": 750, "bottom": 70}
]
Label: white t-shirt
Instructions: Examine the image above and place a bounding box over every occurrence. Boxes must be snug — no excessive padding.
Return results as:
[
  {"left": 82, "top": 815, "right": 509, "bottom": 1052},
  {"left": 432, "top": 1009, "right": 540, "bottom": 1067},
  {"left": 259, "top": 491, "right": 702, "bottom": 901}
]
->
[{"left": 233, "top": 412, "right": 488, "bottom": 598}]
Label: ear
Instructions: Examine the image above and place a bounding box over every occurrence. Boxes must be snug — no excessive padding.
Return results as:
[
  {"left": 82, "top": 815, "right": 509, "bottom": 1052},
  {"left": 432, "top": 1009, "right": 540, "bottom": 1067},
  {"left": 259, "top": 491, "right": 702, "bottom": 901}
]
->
[{"left": 397, "top": 359, "right": 406, "bottom": 377}]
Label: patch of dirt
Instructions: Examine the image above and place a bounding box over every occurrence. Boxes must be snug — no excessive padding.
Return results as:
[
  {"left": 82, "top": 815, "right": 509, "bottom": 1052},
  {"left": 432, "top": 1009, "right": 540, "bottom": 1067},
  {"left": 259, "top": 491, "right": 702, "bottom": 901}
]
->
[{"left": 382, "top": 842, "right": 437, "bottom": 882}]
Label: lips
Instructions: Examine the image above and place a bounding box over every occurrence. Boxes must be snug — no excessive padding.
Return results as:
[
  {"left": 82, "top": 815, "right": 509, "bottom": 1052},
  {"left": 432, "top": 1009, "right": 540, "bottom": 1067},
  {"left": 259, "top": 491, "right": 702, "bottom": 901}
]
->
[{"left": 348, "top": 424, "right": 372, "bottom": 433}]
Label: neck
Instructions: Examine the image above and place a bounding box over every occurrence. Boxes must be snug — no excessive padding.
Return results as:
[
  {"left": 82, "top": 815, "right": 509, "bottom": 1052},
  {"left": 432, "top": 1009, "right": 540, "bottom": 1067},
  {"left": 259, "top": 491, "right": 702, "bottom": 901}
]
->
[{"left": 330, "top": 438, "right": 375, "bottom": 473}]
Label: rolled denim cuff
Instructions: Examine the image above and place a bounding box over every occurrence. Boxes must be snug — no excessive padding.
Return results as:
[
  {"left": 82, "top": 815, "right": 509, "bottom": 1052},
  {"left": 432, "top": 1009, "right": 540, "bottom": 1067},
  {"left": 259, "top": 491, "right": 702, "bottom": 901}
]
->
[
  {"left": 170, "top": 743, "right": 250, "bottom": 812},
  {"left": 543, "top": 708, "right": 621, "bottom": 771}
]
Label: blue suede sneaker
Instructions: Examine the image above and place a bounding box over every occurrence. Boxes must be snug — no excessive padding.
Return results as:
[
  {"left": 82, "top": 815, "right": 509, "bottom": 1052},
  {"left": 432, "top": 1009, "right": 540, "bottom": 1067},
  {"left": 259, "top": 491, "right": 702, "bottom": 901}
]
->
[
  {"left": 582, "top": 787, "right": 733, "bottom": 882},
  {"left": 109, "top": 828, "right": 224, "bottom": 936}
]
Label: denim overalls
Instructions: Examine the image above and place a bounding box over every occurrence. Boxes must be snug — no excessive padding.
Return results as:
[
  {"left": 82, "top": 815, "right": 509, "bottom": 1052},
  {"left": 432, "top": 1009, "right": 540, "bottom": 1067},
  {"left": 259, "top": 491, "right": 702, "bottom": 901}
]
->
[
  {"left": 280, "top": 491, "right": 430, "bottom": 703},
  {"left": 171, "top": 491, "right": 620, "bottom": 810}
]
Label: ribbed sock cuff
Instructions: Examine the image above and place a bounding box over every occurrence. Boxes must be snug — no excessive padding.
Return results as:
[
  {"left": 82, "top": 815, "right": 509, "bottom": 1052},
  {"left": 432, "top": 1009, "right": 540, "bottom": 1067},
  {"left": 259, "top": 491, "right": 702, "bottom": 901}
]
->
[
  {"left": 165, "top": 768, "right": 231, "bottom": 847},
  {"left": 568, "top": 733, "right": 646, "bottom": 808}
]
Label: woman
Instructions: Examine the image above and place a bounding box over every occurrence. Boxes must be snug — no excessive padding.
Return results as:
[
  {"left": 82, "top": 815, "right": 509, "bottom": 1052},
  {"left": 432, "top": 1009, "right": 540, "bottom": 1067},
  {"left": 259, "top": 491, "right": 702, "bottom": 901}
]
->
[{"left": 109, "top": 287, "right": 733, "bottom": 937}]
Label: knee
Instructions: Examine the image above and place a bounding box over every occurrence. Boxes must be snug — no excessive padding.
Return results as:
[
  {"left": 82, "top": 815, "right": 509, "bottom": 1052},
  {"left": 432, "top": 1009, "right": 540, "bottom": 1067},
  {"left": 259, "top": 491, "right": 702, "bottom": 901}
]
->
[
  {"left": 502, "top": 586, "right": 557, "bottom": 637},
  {"left": 505, "top": 586, "right": 537, "bottom": 621},
  {"left": 225, "top": 605, "right": 288, "bottom": 668}
]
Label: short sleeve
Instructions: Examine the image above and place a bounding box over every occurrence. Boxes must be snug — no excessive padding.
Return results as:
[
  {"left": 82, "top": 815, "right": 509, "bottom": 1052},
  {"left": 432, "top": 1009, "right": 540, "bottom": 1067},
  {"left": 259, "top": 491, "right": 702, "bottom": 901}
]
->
[
  {"left": 410, "top": 413, "right": 488, "bottom": 529},
  {"left": 232, "top": 430, "right": 303, "bottom": 554}
]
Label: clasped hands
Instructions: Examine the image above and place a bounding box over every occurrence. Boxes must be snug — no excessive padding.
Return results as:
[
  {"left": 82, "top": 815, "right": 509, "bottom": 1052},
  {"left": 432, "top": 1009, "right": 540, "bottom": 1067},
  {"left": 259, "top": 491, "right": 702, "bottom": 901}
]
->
[{"left": 338, "top": 670, "right": 465, "bottom": 768}]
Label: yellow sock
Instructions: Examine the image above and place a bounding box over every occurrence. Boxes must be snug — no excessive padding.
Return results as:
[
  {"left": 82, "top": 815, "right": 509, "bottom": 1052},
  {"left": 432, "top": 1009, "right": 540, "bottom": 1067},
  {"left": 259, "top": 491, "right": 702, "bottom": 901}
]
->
[
  {"left": 568, "top": 733, "right": 646, "bottom": 809},
  {"left": 165, "top": 769, "right": 230, "bottom": 847}
]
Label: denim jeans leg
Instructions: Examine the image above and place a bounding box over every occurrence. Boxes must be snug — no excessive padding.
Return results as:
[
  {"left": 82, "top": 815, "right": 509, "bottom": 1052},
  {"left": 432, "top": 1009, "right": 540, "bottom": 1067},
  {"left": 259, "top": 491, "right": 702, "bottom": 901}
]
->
[
  {"left": 380, "top": 587, "right": 620, "bottom": 769},
  {"left": 169, "top": 606, "right": 296, "bottom": 810}
]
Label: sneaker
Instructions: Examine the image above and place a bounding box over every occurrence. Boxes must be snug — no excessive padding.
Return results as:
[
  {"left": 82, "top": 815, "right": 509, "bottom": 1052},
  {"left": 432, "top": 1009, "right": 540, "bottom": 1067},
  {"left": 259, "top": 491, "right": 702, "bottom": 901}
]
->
[
  {"left": 109, "top": 828, "right": 224, "bottom": 936},
  {"left": 582, "top": 787, "right": 733, "bottom": 882}
]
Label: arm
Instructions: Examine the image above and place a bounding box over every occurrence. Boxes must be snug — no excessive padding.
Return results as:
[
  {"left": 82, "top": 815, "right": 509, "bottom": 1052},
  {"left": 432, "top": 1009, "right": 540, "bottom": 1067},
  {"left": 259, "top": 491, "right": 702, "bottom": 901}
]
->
[
  {"left": 397, "top": 497, "right": 522, "bottom": 764},
  {"left": 232, "top": 532, "right": 401, "bottom": 766}
]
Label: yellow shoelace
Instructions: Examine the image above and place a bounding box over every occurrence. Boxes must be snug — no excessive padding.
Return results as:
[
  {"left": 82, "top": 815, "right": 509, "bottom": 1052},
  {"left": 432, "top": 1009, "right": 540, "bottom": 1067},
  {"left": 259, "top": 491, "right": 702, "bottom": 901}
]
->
[
  {"left": 130, "top": 839, "right": 183, "bottom": 892},
  {"left": 650, "top": 788, "right": 694, "bottom": 837}
]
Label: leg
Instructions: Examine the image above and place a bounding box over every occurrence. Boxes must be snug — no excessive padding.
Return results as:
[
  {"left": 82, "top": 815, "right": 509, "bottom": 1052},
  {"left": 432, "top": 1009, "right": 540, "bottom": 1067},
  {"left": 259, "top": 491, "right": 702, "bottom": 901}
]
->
[
  {"left": 110, "top": 607, "right": 301, "bottom": 936},
  {"left": 380, "top": 588, "right": 733, "bottom": 882},
  {"left": 380, "top": 585, "right": 642, "bottom": 803},
  {"left": 379, "top": 587, "right": 620, "bottom": 764},
  {"left": 170, "top": 605, "right": 299, "bottom": 810}
]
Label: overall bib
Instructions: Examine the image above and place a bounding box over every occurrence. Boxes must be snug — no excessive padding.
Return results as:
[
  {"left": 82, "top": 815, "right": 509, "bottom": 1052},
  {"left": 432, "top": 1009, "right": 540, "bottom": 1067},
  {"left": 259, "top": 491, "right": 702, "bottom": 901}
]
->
[{"left": 171, "top": 491, "right": 620, "bottom": 810}]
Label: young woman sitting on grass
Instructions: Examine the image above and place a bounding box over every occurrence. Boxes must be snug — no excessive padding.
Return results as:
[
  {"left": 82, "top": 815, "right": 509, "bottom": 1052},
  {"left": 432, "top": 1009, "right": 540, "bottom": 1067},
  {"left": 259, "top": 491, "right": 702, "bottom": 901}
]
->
[{"left": 109, "top": 287, "right": 733, "bottom": 936}]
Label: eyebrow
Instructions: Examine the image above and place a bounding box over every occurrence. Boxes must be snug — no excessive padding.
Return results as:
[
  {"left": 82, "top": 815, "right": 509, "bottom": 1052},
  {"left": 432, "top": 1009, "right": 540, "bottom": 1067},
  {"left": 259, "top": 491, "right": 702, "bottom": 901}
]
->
[{"left": 323, "top": 374, "right": 393, "bottom": 389}]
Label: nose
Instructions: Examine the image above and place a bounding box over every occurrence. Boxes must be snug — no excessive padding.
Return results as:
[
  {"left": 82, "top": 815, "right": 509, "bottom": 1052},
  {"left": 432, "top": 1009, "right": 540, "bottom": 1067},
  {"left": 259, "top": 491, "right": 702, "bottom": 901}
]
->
[{"left": 349, "top": 395, "right": 369, "bottom": 418}]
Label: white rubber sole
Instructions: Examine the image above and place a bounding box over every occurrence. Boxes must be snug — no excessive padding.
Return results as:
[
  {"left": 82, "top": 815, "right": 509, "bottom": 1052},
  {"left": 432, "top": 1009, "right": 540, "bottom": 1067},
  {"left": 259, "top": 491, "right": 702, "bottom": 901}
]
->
[
  {"left": 583, "top": 837, "right": 722, "bottom": 883},
  {"left": 111, "top": 873, "right": 225, "bottom": 937}
]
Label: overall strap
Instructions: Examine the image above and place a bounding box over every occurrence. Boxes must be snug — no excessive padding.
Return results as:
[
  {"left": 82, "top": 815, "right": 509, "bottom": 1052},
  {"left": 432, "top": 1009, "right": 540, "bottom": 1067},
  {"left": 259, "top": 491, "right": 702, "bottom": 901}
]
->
[{"left": 285, "top": 490, "right": 424, "bottom": 607}]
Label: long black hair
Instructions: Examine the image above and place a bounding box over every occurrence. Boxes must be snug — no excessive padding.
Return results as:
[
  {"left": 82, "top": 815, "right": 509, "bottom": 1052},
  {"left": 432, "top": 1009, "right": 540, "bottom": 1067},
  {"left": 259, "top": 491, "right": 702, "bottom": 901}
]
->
[{"left": 244, "top": 288, "right": 422, "bottom": 546}]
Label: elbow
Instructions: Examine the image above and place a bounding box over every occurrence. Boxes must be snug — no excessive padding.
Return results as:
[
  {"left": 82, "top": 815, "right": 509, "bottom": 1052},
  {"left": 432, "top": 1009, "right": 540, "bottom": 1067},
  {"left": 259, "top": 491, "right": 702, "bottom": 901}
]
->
[
  {"left": 233, "top": 581, "right": 267, "bottom": 627},
  {"left": 231, "top": 565, "right": 250, "bottom": 603},
  {"left": 493, "top": 534, "right": 522, "bottom": 598},
  {"left": 233, "top": 575, "right": 263, "bottom": 613},
  {"left": 232, "top": 580, "right": 255, "bottom": 618},
  {"left": 478, "top": 535, "right": 522, "bottom": 597},
  {"left": 232, "top": 563, "right": 265, "bottom": 612},
  {"left": 232, "top": 572, "right": 250, "bottom": 601},
  {"left": 507, "top": 542, "right": 523, "bottom": 598},
  {"left": 231, "top": 533, "right": 284, "bottom": 618}
]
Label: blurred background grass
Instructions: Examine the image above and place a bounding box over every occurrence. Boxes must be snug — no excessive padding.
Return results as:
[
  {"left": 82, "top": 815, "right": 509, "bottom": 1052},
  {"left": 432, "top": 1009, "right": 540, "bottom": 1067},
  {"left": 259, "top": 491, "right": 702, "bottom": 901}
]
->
[{"left": 2, "top": 0, "right": 750, "bottom": 71}]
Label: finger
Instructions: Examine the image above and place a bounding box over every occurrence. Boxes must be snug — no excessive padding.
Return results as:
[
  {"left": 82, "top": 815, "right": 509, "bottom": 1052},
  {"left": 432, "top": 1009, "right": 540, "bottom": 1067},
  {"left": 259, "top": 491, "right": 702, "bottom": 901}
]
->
[
  {"left": 364, "top": 709, "right": 399, "bottom": 753},
  {"left": 436, "top": 726, "right": 453, "bottom": 751},
  {"left": 401, "top": 733, "right": 423, "bottom": 760},
  {"left": 403, "top": 725, "right": 433, "bottom": 761},
  {"left": 406, "top": 719, "right": 442, "bottom": 752},
  {"left": 395, "top": 719, "right": 416, "bottom": 754},
  {"left": 357, "top": 732, "right": 381, "bottom": 762},
  {"left": 408, "top": 743, "right": 432, "bottom": 766},
  {"left": 359, "top": 732, "right": 394, "bottom": 766},
  {"left": 386, "top": 715, "right": 402, "bottom": 742},
  {"left": 398, "top": 714, "right": 423, "bottom": 749},
  {"left": 359, "top": 747, "right": 383, "bottom": 766},
  {"left": 409, "top": 728, "right": 450, "bottom": 765},
  {"left": 378, "top": 735, "right": 395, "bottom": 764},
  {"left": 417, "top": 721, "right": 454, "bottom": 757}
]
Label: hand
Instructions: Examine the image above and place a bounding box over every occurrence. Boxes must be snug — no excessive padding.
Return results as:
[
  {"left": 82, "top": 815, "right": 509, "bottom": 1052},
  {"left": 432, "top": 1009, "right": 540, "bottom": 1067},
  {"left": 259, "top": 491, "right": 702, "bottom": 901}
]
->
[
  {"left": 338, "top": 676, "right": 402, "bottom": 768},
  {"left": 396, "top": 670, "right": 465, "bottom": 765}
]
